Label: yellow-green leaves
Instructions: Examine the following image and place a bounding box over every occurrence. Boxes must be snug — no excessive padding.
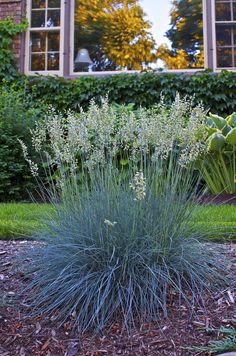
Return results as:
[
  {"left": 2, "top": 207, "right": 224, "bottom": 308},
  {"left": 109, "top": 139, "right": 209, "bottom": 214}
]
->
[
  {"left": 209, "top": 113, "right": 227, "bottom": 130},
  {"left": 201, "top": 112, "right": 236, "bottom": 194},
  {"left": 226, "top": 113, "right": 236, "bottom": 127},
  {"left": 226, "top": 128, "right": 236, "bottom": 145},
  {"left": 207, "top": 133, "right": 225, "bottom": 152},
  {"left": 206, "top": 113, "right": 236, "bottom": 150},
  {"left": 222, "top": 124, "right": 231, "bottom": 136},
  {"left": 207, "top": 127, "right": 218, "bottom": 135}
]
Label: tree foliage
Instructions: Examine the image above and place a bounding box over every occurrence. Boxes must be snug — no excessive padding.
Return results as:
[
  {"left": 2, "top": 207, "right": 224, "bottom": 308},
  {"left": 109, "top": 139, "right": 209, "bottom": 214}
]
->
[
  {"left": 74, "top": 0, "right": 157, "bottom": 70},
  {"left": 159, "top": 0, "right": 204, "bottom": 69}
]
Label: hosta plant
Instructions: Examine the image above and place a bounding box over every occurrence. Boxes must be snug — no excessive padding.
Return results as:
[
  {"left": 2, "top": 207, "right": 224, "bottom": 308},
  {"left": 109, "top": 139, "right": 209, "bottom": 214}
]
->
[{"left": 197, "top": 112, "right": 236, "bottom": 194}]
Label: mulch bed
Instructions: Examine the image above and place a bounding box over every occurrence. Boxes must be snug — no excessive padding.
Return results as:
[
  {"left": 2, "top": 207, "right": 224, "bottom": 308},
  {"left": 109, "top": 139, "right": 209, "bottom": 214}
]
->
[
  {"left": 0, "top": 240, "right": 236, "bottom": 356},
  {"left": 198, "top": 194, "right": 236, "bottom": 205}
]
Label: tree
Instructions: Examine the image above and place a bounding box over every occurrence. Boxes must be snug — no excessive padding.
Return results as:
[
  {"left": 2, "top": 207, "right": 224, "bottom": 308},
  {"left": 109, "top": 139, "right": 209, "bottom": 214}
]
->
[
  {"left": 157, "top": 44, "right": 204, "bottom": 70},
  {"left": 74, "top": 0, "right": 157, "bottom": 71},
  {"left": 158, "top": 0, "right": 204, "bottom": 69}
]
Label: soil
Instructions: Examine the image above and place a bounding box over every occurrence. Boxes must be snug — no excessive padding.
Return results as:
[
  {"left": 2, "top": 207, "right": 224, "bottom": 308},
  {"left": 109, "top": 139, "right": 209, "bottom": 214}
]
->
[{"left": 0, "top": 240, "right": 236, "bottom": 356}]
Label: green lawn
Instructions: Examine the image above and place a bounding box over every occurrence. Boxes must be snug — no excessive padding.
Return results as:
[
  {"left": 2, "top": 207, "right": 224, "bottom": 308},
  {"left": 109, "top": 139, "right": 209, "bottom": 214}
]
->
[
  {"left": 0, "top": 203, "right": 235, "bottom": 241},
  {"left": 0, "top": 203, "right": 52, "bottom": 239},
  {"left": 192, "top": 205, "right": 236, "bottom": 240}
]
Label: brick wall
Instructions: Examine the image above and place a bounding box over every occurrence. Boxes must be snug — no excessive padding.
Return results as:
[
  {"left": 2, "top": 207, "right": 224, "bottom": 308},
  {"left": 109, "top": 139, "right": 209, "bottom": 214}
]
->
[{"left": 0, "top": 0, "right": 24, "bottom": 69}]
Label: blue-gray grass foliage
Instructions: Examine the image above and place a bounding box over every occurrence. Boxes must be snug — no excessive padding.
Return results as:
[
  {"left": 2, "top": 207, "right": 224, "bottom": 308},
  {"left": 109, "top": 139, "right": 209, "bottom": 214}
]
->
[{"left": 22, "top": 159, "right": 229, "bottom": 334}]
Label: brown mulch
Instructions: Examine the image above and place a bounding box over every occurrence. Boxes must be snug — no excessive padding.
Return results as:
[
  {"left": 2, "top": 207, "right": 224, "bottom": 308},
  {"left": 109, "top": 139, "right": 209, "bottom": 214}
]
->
[
  {"left": 0, "top": 241, "right": 236, "bottom": 356},
  {"left": 198, "top": 194, "right": 236, "bottom": 205}
]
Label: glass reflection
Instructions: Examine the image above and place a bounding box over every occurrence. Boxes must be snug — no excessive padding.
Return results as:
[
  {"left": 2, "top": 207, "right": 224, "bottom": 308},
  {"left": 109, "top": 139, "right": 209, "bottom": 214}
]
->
[
  {"left": 215, "top": 2, "right": 231, "bottom": 21},
  {"left": 48, "top": 53, "right": 60, "bottom": 70},
  {"left": 30, "top": 32, "right": 60, "bottom": 71},
  {"left": 47, "top": 10, "right": 60, "bottom": 27},
  {"left": 217, "top": 47, "right": 232, "bottom": 67},
  {"left": 31, "top": 53, "right": 45, "bottom": 70},
  {"left": 216, "top": 25, "right": 232, "bottom": 46},
  {"left": 48, "top": 32, "right": 60, "bottom": 51},
  {"left": 48, "top": 0, "right": 60, "bottom": 8},
  {"left": 73, "top": 0, "right": 204, "bottom": 72},
  {"left": 32, "top": 0, "right": 45, "bottom": 9},
  {"left": 31, "top": 32, "right": 46, "bottom": 52},
  {"left": 31, "top": 10, "right": 45, "bottom": 27}
]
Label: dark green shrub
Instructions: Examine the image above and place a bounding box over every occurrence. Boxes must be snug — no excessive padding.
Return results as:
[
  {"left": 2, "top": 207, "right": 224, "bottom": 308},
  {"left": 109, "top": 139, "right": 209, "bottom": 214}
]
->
[
  {"left": 10, "top": 70, "right": 236, "bottom": 115},
  {"left": 0, "top": 82, "right": 47, "bottom": 201},
  {"left": 1, "top": 70, "right": 236, "bottom": 201}
]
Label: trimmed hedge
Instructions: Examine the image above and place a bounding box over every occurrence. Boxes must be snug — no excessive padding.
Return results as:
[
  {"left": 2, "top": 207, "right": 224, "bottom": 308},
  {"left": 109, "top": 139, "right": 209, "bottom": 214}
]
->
[{"left": 13, "top": 70, "right": 236, "bottom": 115}]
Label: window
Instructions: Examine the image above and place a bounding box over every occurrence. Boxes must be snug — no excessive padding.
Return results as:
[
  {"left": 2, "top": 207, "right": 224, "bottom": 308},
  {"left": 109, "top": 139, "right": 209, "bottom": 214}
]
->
[
  {"left": 214, "top": 0, "right": 236, "bottom": 69},
  {"left": 26, "top": 0, "right": 64, "bottom": 74},
  {"left": 25, "top": 0, "right": 207, "bottom": 75}
]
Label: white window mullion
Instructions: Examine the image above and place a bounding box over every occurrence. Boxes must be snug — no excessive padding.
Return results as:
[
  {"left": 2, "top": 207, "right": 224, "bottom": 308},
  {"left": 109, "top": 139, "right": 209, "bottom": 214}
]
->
[{"left": 45, "top": 33, "right": 48, "bottom": 71}]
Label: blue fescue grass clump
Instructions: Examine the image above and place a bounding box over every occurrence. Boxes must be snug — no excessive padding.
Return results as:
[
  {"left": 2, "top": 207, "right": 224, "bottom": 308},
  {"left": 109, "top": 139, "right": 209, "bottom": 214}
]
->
[{"left": 22, "top": 162, "right": 229, "bottom": 334}]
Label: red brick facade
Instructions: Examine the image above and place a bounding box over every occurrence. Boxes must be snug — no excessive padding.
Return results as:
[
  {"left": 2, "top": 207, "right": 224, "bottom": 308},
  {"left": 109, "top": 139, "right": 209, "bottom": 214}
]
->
[{"left": 0, "top": 0, "right": 24, "bottom": 69}]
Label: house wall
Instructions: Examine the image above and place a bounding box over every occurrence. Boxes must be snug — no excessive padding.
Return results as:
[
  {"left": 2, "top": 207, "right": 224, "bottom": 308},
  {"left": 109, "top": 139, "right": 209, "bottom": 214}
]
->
[{"left": 0, "top": 0, "right": 24, "bottom": 70}]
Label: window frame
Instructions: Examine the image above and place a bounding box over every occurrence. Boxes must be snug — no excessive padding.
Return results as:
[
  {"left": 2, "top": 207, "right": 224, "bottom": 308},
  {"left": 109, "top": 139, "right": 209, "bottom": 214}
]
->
[
  {"left": 25, "top": 0, "right": 65, "bottom": 75},
  {"left": 211, "top": 0, "right": 236, "bottom": 70}
]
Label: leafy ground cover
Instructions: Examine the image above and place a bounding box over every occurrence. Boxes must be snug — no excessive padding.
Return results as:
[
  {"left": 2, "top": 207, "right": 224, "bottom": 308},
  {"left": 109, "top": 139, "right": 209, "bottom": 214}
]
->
[
  {"left": 0, "top": 203, "right": 235, "bottom": 241},
  {"left": 0, "top": 240, "right": 235, "bottom": 355}
]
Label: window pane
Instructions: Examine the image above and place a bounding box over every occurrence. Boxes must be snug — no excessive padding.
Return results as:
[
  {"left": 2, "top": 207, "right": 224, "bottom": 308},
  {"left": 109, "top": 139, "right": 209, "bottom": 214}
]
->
[
  {"left": 32, "top": 0, "right": 45, "bottom": 9},
  {"left": 31, "top": 53, "right": 45, "bottom": 71},
  {"left": 47, "top": 53, "right": 60, "bottom": 70},
  {"left": 216, "top": 24, "right": 232, "bottom": 46},
  {"left": 73, "top": 0, "right": 204, "bottom": 72},
  {"left": 31, "top": 10, "right": 45, "bottom": 27},
  {"left": 234, "top": 2, "right": 236, "bottom": 21},
  {"left": 48, "top": 0, "right": 60, "bottom": 8},
  {"left": 217, "top": 47, "right": 233, "bottom": 67},
  {"left": 31, "top": 32, "right": 46, "bottom": 52},
  {"left": 47, "top": 10, "right": 60, "bottom": 27},
  {"left": 48, "top": 32, "right": 60, "bottom": 51},
  {"left": 215, "top": 2, "right": 231, "bottom": 21}
]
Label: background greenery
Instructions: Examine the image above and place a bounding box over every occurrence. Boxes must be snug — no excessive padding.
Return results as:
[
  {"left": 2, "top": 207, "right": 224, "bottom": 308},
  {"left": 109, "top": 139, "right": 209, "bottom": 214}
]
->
[
  {"left": 0, "top": 82, "right": 47, "bottom": 201},
  {"left": 1, "top": 70, "right": 236, "bottom": 201},
  {"left": 10, "top": 71, "right": 236, "bottom": 115}
]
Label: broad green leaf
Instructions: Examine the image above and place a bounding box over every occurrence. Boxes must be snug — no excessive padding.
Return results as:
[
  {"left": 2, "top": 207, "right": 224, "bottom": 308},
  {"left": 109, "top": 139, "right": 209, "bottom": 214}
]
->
[
  {"left": 226, "top": 112, "right": 236, "bottom": 127},
  {"left": 207, "top": 133, "right": 225, "bottom": 152},
  {"left": 205, "top": 116, "right": 215, "bottom": 128},
  {"left": 222, "top": 124, "right": 231, "bottom": 136},
  {"left": 225, "top": 128, "right": 236, "bottom": 145},
  {"left": 207, "top": 127, "right": 218, "bottom": 136},
  {"left": 209, "top": 113, "right": 227, "bottom": 130}
]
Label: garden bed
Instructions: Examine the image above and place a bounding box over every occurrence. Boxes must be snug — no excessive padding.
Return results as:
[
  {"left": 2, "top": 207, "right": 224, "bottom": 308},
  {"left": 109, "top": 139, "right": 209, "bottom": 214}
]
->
[
  {"left": 0, "top": 240, "right": 236, "bottom": 355},
  {"left": 199, "top": 194, "right": 236, "bottom": 205}
]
